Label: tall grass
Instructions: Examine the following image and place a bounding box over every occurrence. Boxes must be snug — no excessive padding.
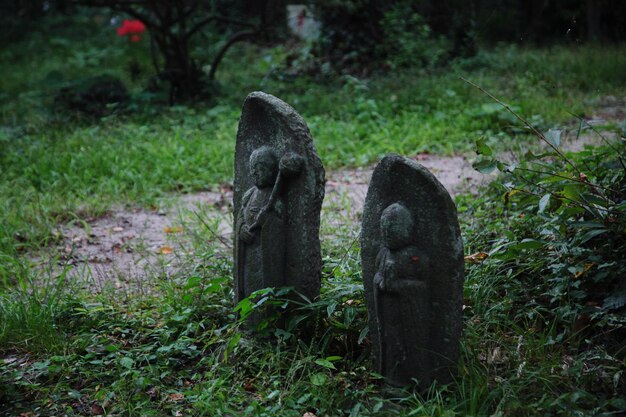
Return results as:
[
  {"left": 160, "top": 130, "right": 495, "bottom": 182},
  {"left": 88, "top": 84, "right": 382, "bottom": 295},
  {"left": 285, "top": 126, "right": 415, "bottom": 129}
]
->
[{"left": 0, "top": 264, "right": 71, "bottom": 353}]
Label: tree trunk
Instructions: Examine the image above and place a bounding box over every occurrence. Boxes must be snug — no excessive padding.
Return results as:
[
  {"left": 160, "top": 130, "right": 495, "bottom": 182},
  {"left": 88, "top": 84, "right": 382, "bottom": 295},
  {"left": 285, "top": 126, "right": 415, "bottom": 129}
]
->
[{"left": 586, "top": 0, "right": 603, "bottom": 41}]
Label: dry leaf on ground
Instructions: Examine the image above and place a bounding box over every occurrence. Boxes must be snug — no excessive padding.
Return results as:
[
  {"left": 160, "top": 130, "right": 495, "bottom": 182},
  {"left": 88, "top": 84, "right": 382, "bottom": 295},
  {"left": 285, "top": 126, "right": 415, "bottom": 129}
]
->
[
  {"left": 168, "top": 393, "right": 184, "bottom": 402},
  {"left": 159, "top": 246, "right": 173, "bottom": 254},
  {"left": 465, "top": 252, "right": 489, "bottom": 263}
]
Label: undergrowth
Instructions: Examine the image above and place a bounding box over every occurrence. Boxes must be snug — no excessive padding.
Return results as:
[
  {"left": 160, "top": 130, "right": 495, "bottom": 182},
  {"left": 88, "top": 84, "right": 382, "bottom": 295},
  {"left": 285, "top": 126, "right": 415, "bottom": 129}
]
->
[
  {"left": 1, "top": 13, "right": 626, "bottom": 417},
  {"left": 2, "top": 118, "right": 625, "bottom": 414}
]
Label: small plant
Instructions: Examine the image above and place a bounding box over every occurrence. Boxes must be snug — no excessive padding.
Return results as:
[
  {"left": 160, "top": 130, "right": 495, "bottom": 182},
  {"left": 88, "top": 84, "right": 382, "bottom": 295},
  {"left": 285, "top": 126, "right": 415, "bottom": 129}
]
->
[{"left": 461, "top": 79, "right": 626, "bottom": 411}]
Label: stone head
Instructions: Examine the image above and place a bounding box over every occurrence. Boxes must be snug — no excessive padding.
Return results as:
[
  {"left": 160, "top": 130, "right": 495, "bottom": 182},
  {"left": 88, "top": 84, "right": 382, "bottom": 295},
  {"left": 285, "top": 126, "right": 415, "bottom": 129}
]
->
[
  {"left": 380, "top": 203, "right": 413, "bottom": 250},
  {"left": 249, "top": 146, "right": 278, "bottom": 188}
]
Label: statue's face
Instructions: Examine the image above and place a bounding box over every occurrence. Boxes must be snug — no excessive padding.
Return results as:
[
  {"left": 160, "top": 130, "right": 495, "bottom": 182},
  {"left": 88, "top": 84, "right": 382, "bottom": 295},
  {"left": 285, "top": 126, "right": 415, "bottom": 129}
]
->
[
  {"left": 380, "top": 203, "right": 413, "bottom": 250},
  {"left": 250, "top": 149, "right": 278, "bottom": 188}
]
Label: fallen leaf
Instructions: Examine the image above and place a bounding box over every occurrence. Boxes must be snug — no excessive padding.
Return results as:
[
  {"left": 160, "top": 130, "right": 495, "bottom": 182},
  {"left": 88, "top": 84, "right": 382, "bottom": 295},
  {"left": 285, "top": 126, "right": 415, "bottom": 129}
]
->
[
  {"left": 90, "top": 403, "right": 105, "bottom": 415},
  {"left": 112, "top": 227, "right": 124, "bottom": 232},
  {"left": 464, "top": 252, "right": 488, "bottom": 264},
  {"left": 487, "top": 346, "right": 505, "bottom": 364},
  {"left": 218, "top": 182, "right": 234, "bottom": 192},
  {"left": 159, "top": 246, "right": 173, "bottom": 255},
  {"left": 164, "top": 226, "right": 183, "bottom": 234},
  {"left": 168, "top": 393, "right": 184, "bottom": 402},
  {"left": 302, "top": 413, "right": 318, "bottom": 417},
  {"left": 574, "top": 263, "right": 594, "bottom": 279},
  {"left": 243, "top": 378, "right": 255, "bottom": 392}
]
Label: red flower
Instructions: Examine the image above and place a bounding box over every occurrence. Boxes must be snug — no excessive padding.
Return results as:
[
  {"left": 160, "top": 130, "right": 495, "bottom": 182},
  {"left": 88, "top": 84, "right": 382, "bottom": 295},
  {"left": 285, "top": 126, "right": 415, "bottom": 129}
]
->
[{"left": 116, "top": 19, "right": 146, "bottom": 41}]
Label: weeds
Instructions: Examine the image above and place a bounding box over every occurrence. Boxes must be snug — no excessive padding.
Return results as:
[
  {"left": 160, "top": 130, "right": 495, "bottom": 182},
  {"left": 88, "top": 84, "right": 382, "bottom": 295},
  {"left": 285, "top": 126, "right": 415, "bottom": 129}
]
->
[{"left": 1, "top": 16, "right": 626, "bottom": 416}]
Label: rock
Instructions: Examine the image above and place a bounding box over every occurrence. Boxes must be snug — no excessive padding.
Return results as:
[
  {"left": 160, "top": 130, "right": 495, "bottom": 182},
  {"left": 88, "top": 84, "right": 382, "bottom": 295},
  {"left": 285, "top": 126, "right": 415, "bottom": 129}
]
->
[
  {"left": 233, "top": 91, "right": 325, "bottom": 327},
  {"left": 361, "top": 154, "right": 464, "bottom": 388}
]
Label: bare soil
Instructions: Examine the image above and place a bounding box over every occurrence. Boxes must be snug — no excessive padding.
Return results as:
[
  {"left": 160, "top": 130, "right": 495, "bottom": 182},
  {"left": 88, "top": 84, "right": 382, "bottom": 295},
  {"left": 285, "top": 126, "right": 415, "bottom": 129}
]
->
[{"left": 35, "top": 126, "right": 621, "bottom": 290}]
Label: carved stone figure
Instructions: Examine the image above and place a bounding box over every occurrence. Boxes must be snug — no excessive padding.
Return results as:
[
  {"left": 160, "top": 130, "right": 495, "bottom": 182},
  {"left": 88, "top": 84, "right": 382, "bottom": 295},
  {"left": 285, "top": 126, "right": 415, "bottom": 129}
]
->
[
  {"left": 361, "top": 154, "right": 464, "bottom": 388},
  {"left": 234, "top": 92, "right": 325, "bottom": 326}
]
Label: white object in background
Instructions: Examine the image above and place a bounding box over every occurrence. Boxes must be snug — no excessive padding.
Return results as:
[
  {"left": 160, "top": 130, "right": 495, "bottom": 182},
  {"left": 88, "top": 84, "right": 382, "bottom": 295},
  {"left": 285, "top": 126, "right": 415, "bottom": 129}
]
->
[{"left": 287, "top": 5, "right": 320, "bottom": 40}]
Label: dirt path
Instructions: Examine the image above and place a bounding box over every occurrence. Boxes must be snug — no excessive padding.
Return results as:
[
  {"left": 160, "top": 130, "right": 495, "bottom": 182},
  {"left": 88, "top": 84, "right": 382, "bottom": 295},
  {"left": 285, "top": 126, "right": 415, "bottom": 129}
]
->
[{"left": 36, "top": 128, "right": 615, "bottom": 291}]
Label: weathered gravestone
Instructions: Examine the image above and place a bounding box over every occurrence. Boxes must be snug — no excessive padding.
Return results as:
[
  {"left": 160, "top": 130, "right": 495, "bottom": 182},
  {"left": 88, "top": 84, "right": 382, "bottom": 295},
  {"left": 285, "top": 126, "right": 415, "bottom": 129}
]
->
[
  {"left": 361, "top": 154, "right": 464, "bottom": 388},
  {"left": 233, "top": 91, "right": 325, "bottom": 326}
]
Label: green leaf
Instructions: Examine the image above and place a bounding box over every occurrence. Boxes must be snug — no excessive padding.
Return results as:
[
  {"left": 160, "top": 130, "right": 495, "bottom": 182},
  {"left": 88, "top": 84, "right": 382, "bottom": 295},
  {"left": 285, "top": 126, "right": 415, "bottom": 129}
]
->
[
  {"left": 119, "top": 357, "right": 134, "bottom": 369},
  {"left": 297, "top": 393, "right": 312, "bottom": 404},
  {"left": 206, "top": 277, "right": 227, "bottom": 293},
  {"left": 274, "top": 328, "right": 293, "bottom": 340},
  {"left": 538, "top": 194, "right": 550, "bottom": 213},
  {"left": 68, "top": 389, "right": 82, "bottom": 399},
  {"left": 326, "top": 301, "right": 338, "bottom": 317},
  {"left": 562, "top": 184, "right": 583, "bottom": 202},
  {"left": 33, "top": 360, "right": 50, "bottom": 371},
  {"left": 472, "top": 159, "right": 498, "bottom": 174},
  {"left": 545, "top": 129, "right": 561, "bottom": 147},
  {"left": 315, "top": 358, "right": 336, "bottom": 369},
  {"left": 569, "top": 221, "right": 605, "bottom": 229},
  {"left": 602, "top": 292, "right": 626, "bottom": 310},
  {"left": 577, "top": 228, "right": 607, "bottom": 245},
  {"left": 358, "top": 326, "right": 369, "bottom": 344},
  {"left": 184, "top": 276, "right": 202, "bottom": 290},
  {"left": 310, "top": 373, "right": 327, "bottom": 386},
  {"left": 510, "top": 239, "right": 544, "bottom": 251},
  {"left": 580, "top": 193, "right": 611, "bottom": 207},
  {"left": 475, "top": 138, "right": 493, "bottom": 156},
  {"left": 227, "top": 333, "right": 241, "bottom": 351},
  {"left": 504, "top": 163, "right": 517, "bottom": 173},
  {"left": 234, "top": 298, "right": 253, "bottom": 319},
  {"left": 349, "top": 403, "right": 362, "bottom": 417},
  {"left": 480, "top": 102, "right": 502, "bottom": 115}
]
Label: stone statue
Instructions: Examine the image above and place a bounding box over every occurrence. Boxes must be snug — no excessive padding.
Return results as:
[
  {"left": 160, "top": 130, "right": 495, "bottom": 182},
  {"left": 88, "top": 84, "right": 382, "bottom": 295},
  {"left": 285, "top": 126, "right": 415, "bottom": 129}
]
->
[
  {"left": 234, "top": 92, "right": 325, "bottom": 326},
  {"left": 361, "top": 154, "right": 464, "bottom": 388}
]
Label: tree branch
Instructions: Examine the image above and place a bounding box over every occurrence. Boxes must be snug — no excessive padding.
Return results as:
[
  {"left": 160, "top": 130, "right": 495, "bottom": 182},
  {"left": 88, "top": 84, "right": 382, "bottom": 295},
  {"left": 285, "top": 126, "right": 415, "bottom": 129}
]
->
[
  {"left": 208, "top": 30, "right": 256, "bottom": 81},
  {"left": 460, "top": 76, "right": 582, "bottom": 175},
  {"left": 185, "top": 15, "right": 256, "bottom": 41}
]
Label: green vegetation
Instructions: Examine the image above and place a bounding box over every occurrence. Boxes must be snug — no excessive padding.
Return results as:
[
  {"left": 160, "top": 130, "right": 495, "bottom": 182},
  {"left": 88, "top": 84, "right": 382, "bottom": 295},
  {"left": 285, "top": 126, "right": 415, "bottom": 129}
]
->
[{"left": 1, "top": 15, "right": 625, "bottom": 417}]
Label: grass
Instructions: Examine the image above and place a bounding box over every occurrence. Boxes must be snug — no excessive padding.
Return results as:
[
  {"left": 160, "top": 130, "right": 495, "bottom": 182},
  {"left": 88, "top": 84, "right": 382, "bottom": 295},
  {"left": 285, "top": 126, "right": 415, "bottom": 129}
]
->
[
  {"left": 3, "top": 41, "right": 626, "bottom": 268},
  {"left": 1, "top": 12, "right": 626, "bottom": 416}
]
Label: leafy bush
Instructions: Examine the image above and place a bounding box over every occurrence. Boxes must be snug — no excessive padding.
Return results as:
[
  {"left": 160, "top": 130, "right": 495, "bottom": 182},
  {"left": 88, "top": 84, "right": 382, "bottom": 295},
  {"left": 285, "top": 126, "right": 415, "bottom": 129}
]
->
[
  {"left": 309, "top": 0, "right": 473, "bottom": 74},
  {"left": 463, "top": 86, "right": 626, "bottom": 405},
  {"left": 476, "top": 134, "right": 626, "bottom": 344},
  {"left": 380, "top": 3, "right": 449, "bottom": 70},
  {"left": 54, "top": 74, "right": 129, "bottom": 116}
]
